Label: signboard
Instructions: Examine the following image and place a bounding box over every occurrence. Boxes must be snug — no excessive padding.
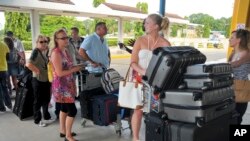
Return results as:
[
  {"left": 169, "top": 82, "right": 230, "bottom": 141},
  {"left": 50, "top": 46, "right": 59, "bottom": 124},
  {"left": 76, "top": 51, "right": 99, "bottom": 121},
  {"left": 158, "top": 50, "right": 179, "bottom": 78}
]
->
[{"left": 237, "top": 23, "right": 246, "bottom": 29}]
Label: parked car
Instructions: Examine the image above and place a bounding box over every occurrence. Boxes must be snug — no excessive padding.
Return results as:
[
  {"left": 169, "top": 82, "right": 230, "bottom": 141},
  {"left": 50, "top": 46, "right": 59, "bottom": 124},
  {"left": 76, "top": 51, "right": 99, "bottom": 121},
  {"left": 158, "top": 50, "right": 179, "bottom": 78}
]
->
[{"left": 208, "top": 38, "right": 220, "bottom": 48}]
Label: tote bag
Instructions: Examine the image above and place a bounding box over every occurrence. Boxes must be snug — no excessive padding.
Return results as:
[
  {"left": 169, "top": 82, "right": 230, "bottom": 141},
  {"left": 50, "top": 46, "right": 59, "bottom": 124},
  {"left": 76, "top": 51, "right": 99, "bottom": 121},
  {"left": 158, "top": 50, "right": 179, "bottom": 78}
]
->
[
  {"left": 233, "top": 80, "right": 250, "bottom": 103},
  {"left": 118, "top": 66, "right": 143, "bottom": 109}
]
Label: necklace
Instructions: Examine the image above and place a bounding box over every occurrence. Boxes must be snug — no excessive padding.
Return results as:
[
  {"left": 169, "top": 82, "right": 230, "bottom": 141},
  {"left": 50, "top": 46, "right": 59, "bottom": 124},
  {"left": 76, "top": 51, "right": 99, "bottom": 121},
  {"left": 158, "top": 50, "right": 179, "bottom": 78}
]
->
[{"left": 148, "top": 36, "right": 159, "bottom": 50}]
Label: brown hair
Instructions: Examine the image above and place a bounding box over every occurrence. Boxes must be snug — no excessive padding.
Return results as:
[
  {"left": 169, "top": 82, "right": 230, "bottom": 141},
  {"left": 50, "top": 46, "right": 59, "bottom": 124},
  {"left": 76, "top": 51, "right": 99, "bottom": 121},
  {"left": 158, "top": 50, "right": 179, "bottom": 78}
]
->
[
  {"left": 71, "top": 27, "right": 79, "bottom": 33},
  {"left": 232, "top": 29, "right": 250, "bottom": 50},
  {"left": 148, "top": 13, "right": 170, "bottom": 33}
]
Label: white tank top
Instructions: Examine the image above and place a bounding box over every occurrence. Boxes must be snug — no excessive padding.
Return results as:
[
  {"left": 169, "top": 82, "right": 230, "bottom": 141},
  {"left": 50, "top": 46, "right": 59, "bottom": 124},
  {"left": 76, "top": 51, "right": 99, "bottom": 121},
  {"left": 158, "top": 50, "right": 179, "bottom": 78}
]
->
[{"left": 138, "top": 49, "right": 152, "bottom": 69}]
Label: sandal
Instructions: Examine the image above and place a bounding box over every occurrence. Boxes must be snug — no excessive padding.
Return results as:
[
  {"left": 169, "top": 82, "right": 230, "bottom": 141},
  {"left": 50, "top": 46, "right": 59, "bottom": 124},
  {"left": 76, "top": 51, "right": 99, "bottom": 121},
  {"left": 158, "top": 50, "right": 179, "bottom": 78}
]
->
[{"left": 60, "top": 132, "right": 77, "bottom": 137}]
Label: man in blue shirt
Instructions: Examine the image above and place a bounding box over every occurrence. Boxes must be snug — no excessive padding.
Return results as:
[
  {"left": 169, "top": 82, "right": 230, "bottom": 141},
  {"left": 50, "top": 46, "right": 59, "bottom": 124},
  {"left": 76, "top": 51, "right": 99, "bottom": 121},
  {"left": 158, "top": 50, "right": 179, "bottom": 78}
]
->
[{"left": 79, "top": 22, "right": 110, "bottom": 69}]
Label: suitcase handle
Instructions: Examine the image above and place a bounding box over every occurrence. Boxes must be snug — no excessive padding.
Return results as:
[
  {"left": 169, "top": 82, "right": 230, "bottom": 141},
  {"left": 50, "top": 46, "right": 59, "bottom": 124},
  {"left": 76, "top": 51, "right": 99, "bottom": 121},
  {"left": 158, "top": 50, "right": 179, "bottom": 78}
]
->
[
  {"left": 215, "top": 104, "right": 229, "bottom": 111},
  {"left": 155, "top": 48, "right": 200, "bottom": 55}
]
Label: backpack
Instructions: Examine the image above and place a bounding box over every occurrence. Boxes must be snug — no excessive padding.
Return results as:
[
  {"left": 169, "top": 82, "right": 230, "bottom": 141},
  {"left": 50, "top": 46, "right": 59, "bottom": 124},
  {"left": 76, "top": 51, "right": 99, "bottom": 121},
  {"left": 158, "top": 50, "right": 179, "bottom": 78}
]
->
[
  {"left": 101, "top": 68, "right": 123, "bottom": 94},
  {"left": 8, "top": 48, "right": 20, "bottom": 64}
]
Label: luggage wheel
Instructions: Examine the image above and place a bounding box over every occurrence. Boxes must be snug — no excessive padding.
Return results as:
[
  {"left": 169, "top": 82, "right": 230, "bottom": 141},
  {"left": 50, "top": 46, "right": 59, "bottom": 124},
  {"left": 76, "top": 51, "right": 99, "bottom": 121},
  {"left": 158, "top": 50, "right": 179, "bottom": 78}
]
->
[
  {"left": 196, "top": 120, "right": 204, "bottom": 128},
  {"left": 115, "top": 129, "right": 122, "bottom": 136}
]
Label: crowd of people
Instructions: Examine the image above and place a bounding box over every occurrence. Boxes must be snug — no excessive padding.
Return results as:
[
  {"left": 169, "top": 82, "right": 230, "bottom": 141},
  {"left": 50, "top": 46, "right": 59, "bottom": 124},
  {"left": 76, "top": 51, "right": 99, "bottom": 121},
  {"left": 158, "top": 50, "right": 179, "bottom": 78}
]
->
[{"left": 0, "top": 13, "right": 250, "bottom": 141}]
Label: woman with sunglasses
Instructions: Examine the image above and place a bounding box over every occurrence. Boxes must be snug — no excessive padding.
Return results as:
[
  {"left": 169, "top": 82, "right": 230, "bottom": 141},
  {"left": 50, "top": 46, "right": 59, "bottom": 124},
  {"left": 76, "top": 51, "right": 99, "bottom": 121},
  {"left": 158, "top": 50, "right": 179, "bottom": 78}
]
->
[
  {"left": 26, "top": 35, "right": 55, "bottom": 127},
  {"left": 228, "top": 29, "right": 250, "bottom": 124},
  {"left": 51, "top": 29, "right": 81, "bottom": 141}
]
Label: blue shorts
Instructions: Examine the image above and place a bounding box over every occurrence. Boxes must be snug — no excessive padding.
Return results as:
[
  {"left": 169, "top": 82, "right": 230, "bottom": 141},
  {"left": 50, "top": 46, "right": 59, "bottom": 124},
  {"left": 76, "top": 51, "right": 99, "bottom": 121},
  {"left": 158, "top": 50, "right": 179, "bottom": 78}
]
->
[{"left": 8, "top": 63, "right": 19, "bottom": 76}]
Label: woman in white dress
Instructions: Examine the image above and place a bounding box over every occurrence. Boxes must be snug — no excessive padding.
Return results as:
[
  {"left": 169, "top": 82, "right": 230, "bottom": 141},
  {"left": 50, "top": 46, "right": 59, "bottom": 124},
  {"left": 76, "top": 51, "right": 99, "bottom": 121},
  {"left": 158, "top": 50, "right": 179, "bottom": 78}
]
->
[{"left": 130, "top": 13, "right": 171, "bottom": 141}]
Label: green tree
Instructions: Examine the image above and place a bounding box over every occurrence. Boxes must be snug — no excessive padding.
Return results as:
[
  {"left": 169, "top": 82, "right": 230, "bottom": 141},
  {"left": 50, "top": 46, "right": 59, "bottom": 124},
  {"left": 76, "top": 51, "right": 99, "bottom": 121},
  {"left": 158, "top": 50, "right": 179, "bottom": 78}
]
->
[
  {"left": 136, "top": 2, "right": 148, "bottom": 13},
  {"left": 106, "top": 19, "right": 118, "bottom": 35},
  {"left": 93, "top": 0, "right": 105, "bottom": 7},
  {"left": 134, "top": 21, "right": 144, "bottom": 38},
  {"left": 83, "top": 19, "right": 95, "bottom": 35},
  {"left": 133, "top": 2, "right": 148, "bottom": 38},
  {"left": 124, "top": 21, "right": 135, "bottom": 34},
  {"left": 195, "top": 25, "right": 204, "bottom": 38},
  {"left": 188, "top": 13, "right": 231, "bottom": 37},
  {"left": 170, "top": 24, "right": 179, "bottom": 37},
  {"left": 40, "top": 15, "right": 78, "bottom": 37},
  {"left": 202, "top": 24, "right": 211, "bottom": 38},
  {"left": 4, "top": 12, "right": 30, "bottom": 40}
]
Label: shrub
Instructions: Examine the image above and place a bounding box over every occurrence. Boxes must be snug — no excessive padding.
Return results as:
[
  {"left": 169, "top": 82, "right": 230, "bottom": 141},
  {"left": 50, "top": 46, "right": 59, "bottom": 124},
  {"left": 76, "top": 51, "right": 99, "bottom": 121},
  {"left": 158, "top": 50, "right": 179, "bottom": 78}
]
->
[{"left": 22, "top": 41, "right": 32, "bottom": 50}]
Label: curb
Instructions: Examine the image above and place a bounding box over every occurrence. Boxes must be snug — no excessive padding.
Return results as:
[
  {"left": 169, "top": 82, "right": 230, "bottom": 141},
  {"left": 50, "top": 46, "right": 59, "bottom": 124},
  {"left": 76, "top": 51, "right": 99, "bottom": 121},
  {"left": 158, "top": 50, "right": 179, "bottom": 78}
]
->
[{"left": 111, "top": 54, "right": 131, "bottom": 59}]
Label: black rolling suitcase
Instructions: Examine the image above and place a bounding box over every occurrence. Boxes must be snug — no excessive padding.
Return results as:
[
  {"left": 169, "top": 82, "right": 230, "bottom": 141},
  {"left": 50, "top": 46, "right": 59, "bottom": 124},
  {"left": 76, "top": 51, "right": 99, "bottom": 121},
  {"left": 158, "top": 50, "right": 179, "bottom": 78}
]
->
[
  {"left": 145, "top": 111, "right": 238, "bottom": 141},
  {"left": 79, "top": 87, "right": 105, "bottom": 120},
  {"left": 13, "top": 68, "right": 34, "bottom": 120},
  {"left": 144, "top": 46, "right": 206, "bottom": 92},
  {"left": 145, "top": 112, "right": 168, "bottom": 141},
  {"left": 168, "top": 112, "right": 238, "bottom": 141},
  {"left": 92, "top": 94, "right": 118, "bottom": 126}
]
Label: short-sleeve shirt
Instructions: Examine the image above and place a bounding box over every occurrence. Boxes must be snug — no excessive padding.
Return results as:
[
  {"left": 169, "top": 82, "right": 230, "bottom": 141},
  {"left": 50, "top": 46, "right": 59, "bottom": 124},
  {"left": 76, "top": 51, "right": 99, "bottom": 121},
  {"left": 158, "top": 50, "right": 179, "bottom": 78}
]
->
[
  {"left": 80, "top": 33, "right": 110, "bottom": 68},
  {"left": 233, "top": 63, "right": 250, "bottom": 80},
  {"left": 13, "top": 38, "right": 25, "bottom": 52},
  {"left": 0, "top": 42, "right": 10, "bottom": 71},
  {"left": 28, "top": 48, "right": 48, "bottom": 82}
]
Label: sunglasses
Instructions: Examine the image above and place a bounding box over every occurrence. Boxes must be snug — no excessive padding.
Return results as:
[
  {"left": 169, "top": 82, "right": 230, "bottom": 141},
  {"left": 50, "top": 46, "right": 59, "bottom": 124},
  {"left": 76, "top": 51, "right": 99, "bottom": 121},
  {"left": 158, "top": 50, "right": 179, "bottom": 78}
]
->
[
  {"left": 39, "top": 41, "right": 48, "bottom": 44},
  {"left": 57, "top": 36, "right": 69, "bottom": 40}
]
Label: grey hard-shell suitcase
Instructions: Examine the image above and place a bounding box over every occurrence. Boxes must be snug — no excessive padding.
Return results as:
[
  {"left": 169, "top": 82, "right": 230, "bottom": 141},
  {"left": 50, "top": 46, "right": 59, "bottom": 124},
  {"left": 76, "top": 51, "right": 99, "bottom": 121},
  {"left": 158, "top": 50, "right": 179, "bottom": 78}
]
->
[
  {"left": 183, "top": 74, "right": 233, "bottom": 90},
  {"left": 77, "top": 70, "right": 102, "bottom": 92},
  {"left": 185, "top": 63, "right": 232, "bottom": 76},
  {"left": 144, "top": 46, "right": 206, "bottom": 92},
  {"left": 162, "top": 87, "right": 235, "bottom": 125},
  {"left": 163, "top": 98, "right": 235, "bottom": 126}
]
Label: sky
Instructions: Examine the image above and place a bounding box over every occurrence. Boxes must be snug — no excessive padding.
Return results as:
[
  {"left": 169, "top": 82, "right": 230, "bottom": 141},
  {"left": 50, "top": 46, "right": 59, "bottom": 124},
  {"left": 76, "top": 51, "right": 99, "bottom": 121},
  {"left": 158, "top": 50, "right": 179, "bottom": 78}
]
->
[{"left": 0, "top": 0, "right": 234, "bottom": 29}]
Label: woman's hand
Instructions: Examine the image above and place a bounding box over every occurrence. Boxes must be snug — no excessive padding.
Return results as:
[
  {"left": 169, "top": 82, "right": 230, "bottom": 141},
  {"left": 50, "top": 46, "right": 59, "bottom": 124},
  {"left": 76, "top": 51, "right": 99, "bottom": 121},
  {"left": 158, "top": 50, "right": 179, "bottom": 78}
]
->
[
  {"left": 35, "top": 69, "right": 40, "bottom": 75},
  {"left": 71, "top": 66, "right": 82, "bottom": 73}
]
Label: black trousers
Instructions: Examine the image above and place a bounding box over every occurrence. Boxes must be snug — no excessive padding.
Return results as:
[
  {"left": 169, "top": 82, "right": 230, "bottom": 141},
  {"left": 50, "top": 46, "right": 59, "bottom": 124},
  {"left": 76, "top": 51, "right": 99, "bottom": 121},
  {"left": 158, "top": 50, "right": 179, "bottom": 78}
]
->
[
  {"left": 235, "top": 102, "right": 248, "bottom": 124},
  {"left": 32, "top": 78, "right": 51, "bottom": 124}
]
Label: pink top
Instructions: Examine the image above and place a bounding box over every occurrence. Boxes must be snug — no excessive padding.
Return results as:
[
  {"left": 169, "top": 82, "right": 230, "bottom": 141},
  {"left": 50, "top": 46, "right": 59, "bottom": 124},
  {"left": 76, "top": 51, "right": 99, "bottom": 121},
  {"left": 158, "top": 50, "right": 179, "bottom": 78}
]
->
[{"left": 51, "top": 47, "right": 76, "bottom": 103}]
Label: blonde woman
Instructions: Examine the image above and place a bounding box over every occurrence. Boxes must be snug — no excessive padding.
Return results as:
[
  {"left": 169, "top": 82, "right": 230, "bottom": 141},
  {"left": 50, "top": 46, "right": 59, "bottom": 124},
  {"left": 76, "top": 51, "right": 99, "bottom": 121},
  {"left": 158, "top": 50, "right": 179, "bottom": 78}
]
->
[
  {"left": 130, "top": 13, "right": 171, "bottom": 141},
  {"left": 51, "top": 29, "right": 81, "bottom": 141},
  {"left": 26, "top": 35, "right": 54, "bottom": 127}
]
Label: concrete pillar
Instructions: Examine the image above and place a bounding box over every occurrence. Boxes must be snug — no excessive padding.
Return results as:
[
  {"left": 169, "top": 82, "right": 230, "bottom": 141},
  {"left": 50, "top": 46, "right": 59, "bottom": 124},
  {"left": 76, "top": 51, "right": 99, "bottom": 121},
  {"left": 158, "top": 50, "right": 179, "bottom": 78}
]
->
[
  {"left": 159, "top": 0, "right": 166, "bottom": 16},
  {"left": 30, "top": 10, "right": 40, "bottom": 49},
  {"left": 117, "top": 17, "right": 123, "bottom": 43}
]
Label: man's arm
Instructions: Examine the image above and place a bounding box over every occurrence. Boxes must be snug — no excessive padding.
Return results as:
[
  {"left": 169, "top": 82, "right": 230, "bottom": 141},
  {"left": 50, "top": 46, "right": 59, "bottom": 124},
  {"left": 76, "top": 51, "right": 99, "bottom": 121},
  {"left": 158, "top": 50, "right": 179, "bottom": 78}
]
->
[
  {"left": 79, "top": 48, "right": 92, "bottom": 62},
  {"left": 79, "top": 48, "right": 100, "bottom": 67}
]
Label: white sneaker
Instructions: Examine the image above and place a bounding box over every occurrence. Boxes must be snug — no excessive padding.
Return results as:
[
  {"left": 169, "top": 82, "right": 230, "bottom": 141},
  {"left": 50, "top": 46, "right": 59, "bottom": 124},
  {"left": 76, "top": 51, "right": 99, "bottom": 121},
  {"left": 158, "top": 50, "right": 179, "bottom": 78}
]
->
[
  {"left": 38, "top": 121, "right": 47, "bottom": 127},
  {"left": 81, "top": 118, "right": 87, "bottom": 127},
  {"left": 43, "top": 118, "right": 56, "bottom": 124}
]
